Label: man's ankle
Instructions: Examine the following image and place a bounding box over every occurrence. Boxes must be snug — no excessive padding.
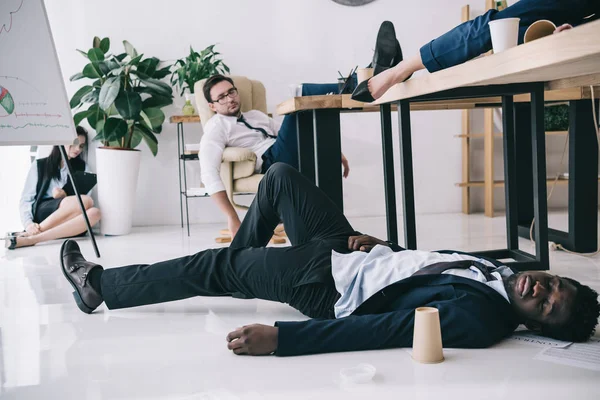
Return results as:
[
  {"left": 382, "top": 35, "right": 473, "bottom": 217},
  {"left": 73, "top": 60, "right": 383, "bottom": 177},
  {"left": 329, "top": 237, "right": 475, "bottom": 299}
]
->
[{"left": 88, "top": 267, "right": 103, "bottom": 297}]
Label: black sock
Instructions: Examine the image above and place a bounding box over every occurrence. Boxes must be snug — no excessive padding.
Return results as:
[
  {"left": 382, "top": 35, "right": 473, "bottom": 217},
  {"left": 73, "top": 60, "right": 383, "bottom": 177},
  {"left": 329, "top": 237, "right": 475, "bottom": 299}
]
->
[{"left": 88, "top": 267, "right": 103, "bottom": 296}]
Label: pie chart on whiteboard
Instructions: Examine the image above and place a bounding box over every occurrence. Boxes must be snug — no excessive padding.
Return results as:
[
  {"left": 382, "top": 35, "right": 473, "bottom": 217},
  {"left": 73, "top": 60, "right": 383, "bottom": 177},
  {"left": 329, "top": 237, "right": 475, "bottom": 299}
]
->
[{"left": 0, "top": 86, "right": 15, "bottom": 116}]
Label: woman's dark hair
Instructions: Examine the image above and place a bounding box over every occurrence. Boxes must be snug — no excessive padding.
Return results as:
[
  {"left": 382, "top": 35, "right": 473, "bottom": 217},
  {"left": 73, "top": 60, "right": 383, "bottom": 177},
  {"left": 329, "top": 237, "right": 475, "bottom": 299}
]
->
[
  {"left": 203, "top": 74, "right": 234, "bottom": 103},
  {"left": 43, "top": 126, "right": 89, "bottom": 181},
  {"left": 541, "top": 277, "right": 600, "bottom": 342}
]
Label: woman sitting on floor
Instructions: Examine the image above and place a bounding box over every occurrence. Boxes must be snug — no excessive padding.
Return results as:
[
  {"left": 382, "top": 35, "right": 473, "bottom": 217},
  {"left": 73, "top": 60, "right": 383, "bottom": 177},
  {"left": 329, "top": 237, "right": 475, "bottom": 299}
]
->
[{"left": 6, "top": 126, "right": 101, "bottom": 250}]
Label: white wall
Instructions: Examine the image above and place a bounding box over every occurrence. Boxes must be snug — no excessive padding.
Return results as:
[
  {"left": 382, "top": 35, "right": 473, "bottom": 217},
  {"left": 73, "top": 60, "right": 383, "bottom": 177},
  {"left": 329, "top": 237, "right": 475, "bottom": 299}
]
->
[{"left": 41, "top": 0, "right": 574, "bottom": 228}]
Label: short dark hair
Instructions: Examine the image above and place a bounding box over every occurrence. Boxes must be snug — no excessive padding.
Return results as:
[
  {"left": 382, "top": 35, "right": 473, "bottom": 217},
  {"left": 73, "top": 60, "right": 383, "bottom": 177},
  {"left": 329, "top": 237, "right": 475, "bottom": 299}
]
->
[
  {"left": 541, "top": 278, "right": 600, "bottom": 342},
  {"left": 203, "top": 74, "right": 234, "bottom": 103}
]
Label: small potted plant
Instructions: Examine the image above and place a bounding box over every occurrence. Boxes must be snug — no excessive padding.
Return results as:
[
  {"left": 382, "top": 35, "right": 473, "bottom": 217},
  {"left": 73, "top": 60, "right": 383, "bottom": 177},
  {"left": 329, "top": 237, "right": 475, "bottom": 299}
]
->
[
  {"left": 170, "top": 44, "right": 230, "bottom": 115},
  {"left": 70, "top": 36, "right": 173, "bottom": 235}
]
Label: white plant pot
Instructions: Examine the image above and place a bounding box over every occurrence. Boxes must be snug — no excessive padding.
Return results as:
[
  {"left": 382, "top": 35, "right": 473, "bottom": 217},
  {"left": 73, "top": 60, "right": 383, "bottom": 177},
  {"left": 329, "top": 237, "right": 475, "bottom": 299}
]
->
[{"left": 96, "top": 147, "right": 142, "bottom": 235}]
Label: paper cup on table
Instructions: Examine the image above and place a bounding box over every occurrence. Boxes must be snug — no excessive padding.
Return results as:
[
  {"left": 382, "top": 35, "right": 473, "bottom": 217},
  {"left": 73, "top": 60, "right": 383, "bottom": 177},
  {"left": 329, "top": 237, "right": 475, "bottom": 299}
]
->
[
  {"left": 356, "top": 68, "right": 374, "bottom": 84},
  {"left": 412, "top": 307, "right": 444, "bottom": 364},
  {"left": 524, "top": 20, "right": 557, "bottom": 43},
  {"left": 488, "top": 18, "right": 520, "bottom": 53}
]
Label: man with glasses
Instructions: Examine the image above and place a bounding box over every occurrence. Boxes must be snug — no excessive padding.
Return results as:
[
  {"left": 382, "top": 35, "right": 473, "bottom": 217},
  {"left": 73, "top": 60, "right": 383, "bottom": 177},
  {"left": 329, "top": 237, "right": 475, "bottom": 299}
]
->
[{"left": 200, "top": 75, "right": 350, "bottom": 238}]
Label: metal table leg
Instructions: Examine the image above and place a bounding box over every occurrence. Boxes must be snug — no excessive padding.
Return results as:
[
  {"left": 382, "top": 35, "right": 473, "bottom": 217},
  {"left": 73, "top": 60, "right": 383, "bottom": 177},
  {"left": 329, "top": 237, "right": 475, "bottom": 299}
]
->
[
  {"left": 398, "top": 100, "right": 417, "bottom": 250},
  {"left": 380, "top": 103, "right": 398, "bottom": 244},
  {"left": 313, "top": 109, "right": 343, "bottom": 210}
]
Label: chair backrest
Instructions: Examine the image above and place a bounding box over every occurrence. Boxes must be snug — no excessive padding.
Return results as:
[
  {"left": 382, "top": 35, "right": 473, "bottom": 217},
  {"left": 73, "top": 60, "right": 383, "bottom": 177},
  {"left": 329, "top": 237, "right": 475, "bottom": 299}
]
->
[{"left": 194, "top": 76, "right": 268, "bottom": 128}]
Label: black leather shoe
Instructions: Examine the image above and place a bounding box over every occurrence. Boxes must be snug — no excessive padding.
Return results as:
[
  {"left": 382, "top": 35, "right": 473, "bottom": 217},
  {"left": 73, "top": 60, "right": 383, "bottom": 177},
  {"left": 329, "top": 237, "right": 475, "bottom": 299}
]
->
[
  {"left": 60, "top": 240, "right": 104, "bottom": 314},
  {"left": 373, "top": 21, "right": 401, "bottom": 75}
]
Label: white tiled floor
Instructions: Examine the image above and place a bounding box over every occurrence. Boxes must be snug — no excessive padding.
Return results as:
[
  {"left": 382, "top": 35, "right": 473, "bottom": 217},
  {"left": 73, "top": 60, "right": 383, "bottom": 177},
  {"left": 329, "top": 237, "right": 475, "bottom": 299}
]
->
[{"left": 1, "top": 212, "right": 599, "bottom": 399}]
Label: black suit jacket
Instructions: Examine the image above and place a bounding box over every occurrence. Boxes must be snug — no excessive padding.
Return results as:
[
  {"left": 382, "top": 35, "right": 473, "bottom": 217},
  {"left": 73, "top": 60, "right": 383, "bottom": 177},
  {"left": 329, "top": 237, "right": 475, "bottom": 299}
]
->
[{"left": 275, "top": 273, "right": 519, "bottom": 357}]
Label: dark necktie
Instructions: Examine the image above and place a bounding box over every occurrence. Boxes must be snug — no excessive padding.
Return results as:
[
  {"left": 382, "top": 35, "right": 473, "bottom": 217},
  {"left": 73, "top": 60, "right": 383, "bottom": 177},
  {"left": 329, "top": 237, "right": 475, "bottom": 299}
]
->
[
  {"left": 412, "top": 259, "right": 497, "bottom": 281},
  {"left": 237, "top": 115, "right": 277, "bottom": 139}
]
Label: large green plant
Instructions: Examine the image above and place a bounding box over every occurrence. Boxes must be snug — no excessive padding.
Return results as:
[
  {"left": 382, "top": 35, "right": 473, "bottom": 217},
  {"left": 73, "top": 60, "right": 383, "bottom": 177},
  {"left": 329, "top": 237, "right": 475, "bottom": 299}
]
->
[
  {"left": 69, "top": 37, "right": 173, "bottom": 156},
  {"left": 170, "top": 45, "right": 230, "bottom": 96}
]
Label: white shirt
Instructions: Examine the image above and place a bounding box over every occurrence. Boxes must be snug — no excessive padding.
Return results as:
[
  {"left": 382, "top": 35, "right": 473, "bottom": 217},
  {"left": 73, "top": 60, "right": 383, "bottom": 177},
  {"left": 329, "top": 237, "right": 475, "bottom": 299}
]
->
[
  {"left": 199, "top": 110, "right": 281, "bottom": 195},
  {"left": 331, "top": 246, "right": 514, "bottom": 318}
]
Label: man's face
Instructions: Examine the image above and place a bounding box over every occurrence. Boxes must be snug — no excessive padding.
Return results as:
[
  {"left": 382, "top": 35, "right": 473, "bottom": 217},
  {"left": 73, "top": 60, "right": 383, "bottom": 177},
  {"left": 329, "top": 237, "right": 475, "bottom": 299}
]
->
[
  {"left": 208, "top": 81, "right": 241, "bottom": 116},
  {"left": 505, "top": 271, "right": 577, "bottom": 331}
]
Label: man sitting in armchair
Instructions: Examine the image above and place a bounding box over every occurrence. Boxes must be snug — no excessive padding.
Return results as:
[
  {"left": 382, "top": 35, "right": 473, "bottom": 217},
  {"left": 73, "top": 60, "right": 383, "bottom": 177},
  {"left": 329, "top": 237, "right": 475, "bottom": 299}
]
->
[{"left": 199, "top": 75, "right": 350, "bottom": 238}]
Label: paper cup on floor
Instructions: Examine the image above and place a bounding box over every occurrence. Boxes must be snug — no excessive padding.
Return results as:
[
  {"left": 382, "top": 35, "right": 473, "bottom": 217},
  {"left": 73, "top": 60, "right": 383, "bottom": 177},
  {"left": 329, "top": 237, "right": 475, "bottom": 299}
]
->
[
  {"left": 356, "top": 68, "right": 374, "bottom": 84},
  {"left": 489, "top": 18, "right": 520, "bottom": 53},
  {"left": 524, "top": 20, "right": 557, "bottom": 43},
  {"left": 412, "top": 307, "right": 444, "bottom": 364}
]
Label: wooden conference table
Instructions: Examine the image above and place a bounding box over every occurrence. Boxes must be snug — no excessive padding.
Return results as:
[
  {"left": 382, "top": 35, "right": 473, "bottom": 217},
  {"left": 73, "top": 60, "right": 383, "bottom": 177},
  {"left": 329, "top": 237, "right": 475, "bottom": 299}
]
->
[{"left": 277, "top": 20, "right": 600, "bottom": 271}]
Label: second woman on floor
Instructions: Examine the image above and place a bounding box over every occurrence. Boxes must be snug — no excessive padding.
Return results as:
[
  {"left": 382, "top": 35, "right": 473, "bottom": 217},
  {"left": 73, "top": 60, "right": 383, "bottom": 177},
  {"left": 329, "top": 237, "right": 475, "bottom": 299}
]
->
[{"left": 7, "top": 126, "right": 101, "bottom": 249}]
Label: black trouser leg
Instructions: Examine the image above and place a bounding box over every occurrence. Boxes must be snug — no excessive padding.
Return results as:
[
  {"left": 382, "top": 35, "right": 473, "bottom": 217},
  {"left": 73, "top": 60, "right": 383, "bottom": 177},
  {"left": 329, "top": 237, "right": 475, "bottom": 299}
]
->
[
  {"left": 101, "top": 238, "right": 345, "bottom": 318},
  {"left": 231, "top": 163, "right": 357, "bottom": 248}
]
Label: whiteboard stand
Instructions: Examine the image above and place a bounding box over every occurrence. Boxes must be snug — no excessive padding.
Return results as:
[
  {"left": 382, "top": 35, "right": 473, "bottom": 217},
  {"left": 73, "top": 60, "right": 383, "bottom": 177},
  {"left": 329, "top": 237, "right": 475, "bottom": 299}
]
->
[{"left": 59, "top": 147, "right": 100, "bottom": 258}]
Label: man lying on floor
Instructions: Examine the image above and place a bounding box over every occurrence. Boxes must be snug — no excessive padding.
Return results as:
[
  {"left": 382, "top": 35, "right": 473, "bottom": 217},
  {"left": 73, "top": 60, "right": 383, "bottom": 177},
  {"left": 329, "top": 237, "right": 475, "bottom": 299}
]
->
[{"left": 60, "top": 163, "right": 600, "bottom": 357}]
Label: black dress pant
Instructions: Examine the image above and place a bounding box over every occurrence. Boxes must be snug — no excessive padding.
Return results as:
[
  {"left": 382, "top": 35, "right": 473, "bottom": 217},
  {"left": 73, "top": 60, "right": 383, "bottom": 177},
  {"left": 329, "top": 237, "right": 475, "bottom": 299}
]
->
[{"left": 101, "top": 163, "right": 358, "bottom": 318}]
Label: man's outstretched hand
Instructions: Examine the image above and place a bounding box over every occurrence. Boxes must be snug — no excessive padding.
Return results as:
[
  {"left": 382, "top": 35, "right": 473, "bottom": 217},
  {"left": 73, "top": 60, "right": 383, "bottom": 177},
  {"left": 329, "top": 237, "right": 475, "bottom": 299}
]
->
[
  {"left": 226, "top": 324, "right": 278, "bottom": 355},
  {"left": 348, "top": 235, "right": 388, "bottom": 252}
]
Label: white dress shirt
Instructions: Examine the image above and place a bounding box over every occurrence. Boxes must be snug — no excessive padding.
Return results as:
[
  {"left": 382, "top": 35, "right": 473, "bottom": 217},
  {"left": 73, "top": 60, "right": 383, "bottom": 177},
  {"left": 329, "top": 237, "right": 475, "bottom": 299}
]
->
[
  {"left": 331, "top": 246, "right": 514, "bottom": 318},
  {"left": 199, "top": 110, "right": 281, "bottom": 195}
]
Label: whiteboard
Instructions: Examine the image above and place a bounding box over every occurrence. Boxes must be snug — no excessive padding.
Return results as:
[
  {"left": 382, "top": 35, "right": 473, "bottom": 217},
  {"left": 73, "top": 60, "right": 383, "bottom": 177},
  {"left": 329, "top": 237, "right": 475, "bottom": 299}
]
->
[{"left": 0, "top": 0, "right": 76, "bottom": 146}]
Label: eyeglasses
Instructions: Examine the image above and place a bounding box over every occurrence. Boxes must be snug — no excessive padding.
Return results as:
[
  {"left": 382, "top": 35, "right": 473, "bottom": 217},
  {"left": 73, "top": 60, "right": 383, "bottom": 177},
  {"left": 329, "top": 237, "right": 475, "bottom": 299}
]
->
[{"left": 211, "top": 87, "right": 238, "bottom": 104}]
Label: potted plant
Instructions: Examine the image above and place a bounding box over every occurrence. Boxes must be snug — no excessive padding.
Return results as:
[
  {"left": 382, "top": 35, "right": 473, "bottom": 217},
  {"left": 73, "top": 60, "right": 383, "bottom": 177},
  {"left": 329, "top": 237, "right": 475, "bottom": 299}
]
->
[
  {"left": 170, "top": 44, "right": 230, "bottom": 115},
  {"left": 70, "top": 36, "right": 173, "bottom": 235}
]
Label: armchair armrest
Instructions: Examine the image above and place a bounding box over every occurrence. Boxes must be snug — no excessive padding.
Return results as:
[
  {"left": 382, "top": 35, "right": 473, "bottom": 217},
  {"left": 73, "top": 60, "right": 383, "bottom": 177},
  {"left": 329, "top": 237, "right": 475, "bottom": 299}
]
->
[{"left": 222, "top": 147, "right": 257, "bottom": 163}]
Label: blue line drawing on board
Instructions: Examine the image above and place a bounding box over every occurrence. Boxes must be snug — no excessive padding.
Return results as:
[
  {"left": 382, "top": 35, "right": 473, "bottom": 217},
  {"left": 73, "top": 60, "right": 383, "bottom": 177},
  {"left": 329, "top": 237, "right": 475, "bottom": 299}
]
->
[{"left": 0, "top": 0, "right": 24, "bottom": 39}]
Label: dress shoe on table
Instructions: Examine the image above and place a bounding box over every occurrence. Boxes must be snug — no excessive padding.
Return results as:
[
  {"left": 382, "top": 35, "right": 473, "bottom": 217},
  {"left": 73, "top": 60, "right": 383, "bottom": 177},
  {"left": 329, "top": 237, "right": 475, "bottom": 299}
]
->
[
  {"left": 352, "top": 21, "right": 406, "bottom": 102},
  {"left": 372, "top": 21, "right": 402, "bottom": 75}
]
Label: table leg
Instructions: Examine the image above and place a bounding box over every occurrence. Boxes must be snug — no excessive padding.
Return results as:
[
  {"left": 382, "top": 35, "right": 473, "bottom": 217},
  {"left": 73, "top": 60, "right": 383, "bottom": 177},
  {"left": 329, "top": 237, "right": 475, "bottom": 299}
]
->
[
  {"left": 380, "top": 103, "right": 398, "bottom": 244},
  {"left": 531, "top": 86, "right": 550, "bottom": 269},
  {"left": 502, "top": 96, "right": 519, "bottom": 250},
  {"left": 516, "top": 100, "right": 599, "bottom": 253},
  {"left": 181, "top": 122, "right": 191, "bottom": 236},
  {"left": 313, "top": 109, "right": 343, "bottom": 210},
  {"left": 177, "top": 122, "right": 184, "bottom": 229},
  {"left": 296, "top": 111, "right": 316, "bottom": 185},
  {"left": 567, "top": 99, "right": 598, "bottom": 252},
  {"left": 398, "top": 100, "right": 417, "bottom": 250}
]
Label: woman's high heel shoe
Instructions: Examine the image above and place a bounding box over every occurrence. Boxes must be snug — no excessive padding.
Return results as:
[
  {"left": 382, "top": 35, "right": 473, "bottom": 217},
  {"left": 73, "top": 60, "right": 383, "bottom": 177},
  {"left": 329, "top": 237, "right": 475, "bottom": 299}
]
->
[
  {"left": 3, "top": 236, "right": 18, "bottom": 250},
  {"left": 350, "top": 73, "right": 413, "bottom": 103},
  {"left": 2, "top": 235, "right": 34, "bottom": 250}
]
